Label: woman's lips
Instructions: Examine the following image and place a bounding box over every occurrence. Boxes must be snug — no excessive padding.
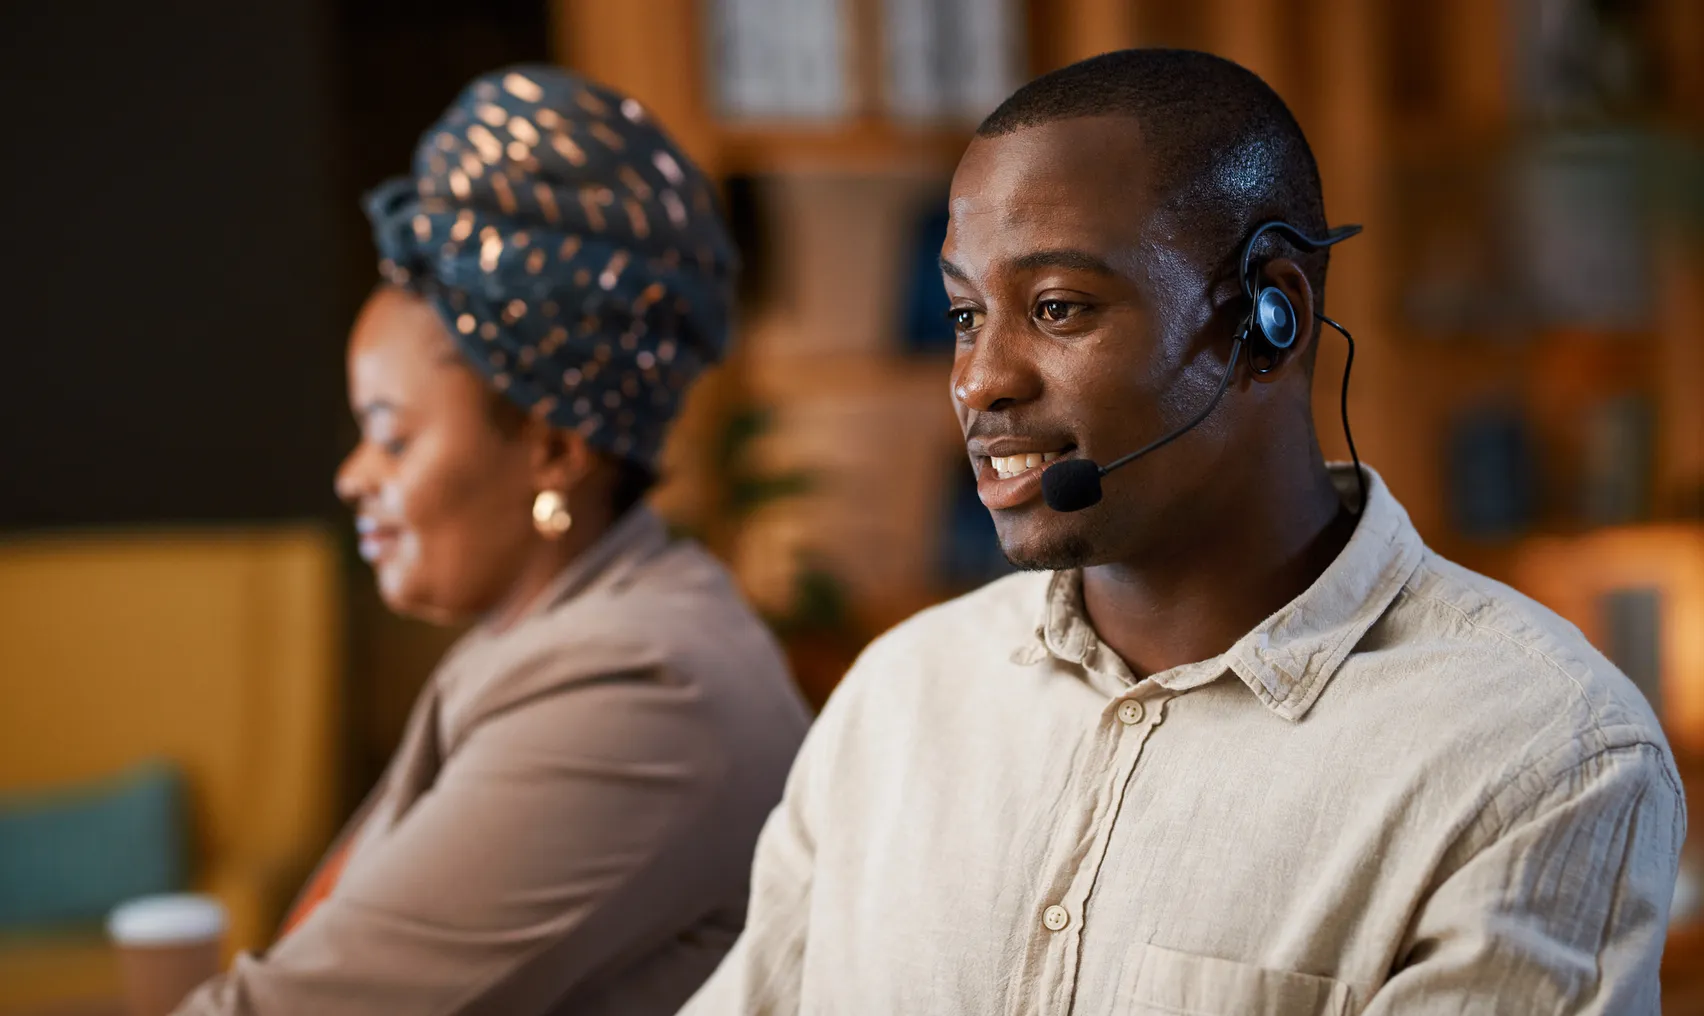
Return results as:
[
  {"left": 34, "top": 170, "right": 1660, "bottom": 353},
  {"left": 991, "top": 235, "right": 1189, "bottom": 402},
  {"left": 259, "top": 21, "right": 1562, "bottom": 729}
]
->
[{"left": 355, "top": 519, "right": 401, "bottom": 563}]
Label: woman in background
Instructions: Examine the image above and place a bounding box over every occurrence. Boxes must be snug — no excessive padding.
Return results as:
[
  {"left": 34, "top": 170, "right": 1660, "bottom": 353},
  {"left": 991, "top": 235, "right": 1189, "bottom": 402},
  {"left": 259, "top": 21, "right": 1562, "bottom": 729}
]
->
[{"left": 177, "top": 66, "right": 810, "bottom": 1015}]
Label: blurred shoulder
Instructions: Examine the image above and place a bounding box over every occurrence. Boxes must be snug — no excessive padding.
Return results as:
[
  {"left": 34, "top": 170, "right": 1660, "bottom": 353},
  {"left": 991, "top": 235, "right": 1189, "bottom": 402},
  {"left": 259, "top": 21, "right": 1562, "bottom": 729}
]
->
[{"left": 454, "top": 534, "right": 801, "bottom": 733}]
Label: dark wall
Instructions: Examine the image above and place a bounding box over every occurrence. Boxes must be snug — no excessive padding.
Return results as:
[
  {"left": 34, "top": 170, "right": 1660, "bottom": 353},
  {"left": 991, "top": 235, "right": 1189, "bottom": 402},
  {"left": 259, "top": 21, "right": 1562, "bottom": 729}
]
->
[
  {"left": 0, "top": 0, "right": 549, "bottom": 532},
  {"left": 0, "top": 0, "right": 556, "bottom": 828},
  {"left": 1, "top": 2, "right": 348, "bottom": 529}
]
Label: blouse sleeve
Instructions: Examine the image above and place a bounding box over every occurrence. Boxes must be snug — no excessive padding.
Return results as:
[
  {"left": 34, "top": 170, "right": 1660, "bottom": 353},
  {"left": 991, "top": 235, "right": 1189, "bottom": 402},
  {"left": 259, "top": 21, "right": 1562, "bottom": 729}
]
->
[{"left": 175, "top": 661, "right": 731, "bottom": 1015}]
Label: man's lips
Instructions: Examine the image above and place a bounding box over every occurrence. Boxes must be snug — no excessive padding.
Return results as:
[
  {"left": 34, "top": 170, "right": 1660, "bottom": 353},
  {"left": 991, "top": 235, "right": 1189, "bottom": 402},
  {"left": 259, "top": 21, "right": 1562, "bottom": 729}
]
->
[{"left": 971, "top": 443, "right": 1077, "bottom": 510}]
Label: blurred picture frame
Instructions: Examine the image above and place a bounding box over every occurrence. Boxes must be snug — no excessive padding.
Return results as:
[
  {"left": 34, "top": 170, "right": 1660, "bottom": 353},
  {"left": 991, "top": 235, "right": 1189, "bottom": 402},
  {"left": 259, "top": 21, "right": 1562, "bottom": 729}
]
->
[{"left": 1511, "top": 525, "right": 1704, "bottom": 758}]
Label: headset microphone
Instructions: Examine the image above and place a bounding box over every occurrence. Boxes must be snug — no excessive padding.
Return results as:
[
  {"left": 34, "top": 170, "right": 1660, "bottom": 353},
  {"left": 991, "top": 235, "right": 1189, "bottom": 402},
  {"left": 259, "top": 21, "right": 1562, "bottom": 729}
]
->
[
  {"left": 1041, "top": 338, "right": 1244, "bottom": 512},
  {"left": 1039, "top": 221, "right": 1365, "bottom": 514}
]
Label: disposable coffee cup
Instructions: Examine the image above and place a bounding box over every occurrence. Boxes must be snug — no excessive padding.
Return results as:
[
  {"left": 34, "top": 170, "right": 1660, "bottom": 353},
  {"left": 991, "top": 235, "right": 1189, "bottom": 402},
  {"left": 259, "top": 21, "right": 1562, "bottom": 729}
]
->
[{"left": 107, "top": 894, "right": 228, "bottom": 1016}]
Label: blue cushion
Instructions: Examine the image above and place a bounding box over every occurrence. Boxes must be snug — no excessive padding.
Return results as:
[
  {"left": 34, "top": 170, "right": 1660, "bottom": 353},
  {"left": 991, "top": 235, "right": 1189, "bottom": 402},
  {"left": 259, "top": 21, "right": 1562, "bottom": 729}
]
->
[{"left": 0, "top": 761, "right": 188, "bottom": 930}]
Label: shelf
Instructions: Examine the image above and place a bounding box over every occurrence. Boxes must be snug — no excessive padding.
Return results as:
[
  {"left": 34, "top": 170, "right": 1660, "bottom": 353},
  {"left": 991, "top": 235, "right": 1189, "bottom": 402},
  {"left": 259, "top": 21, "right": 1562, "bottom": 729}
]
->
[
  {"left": 745, "top": 351, "right": 955, "bottom": 401},
  {"left": 715, "top": 120, "right": 974, "bottom": 176},
  {"left": 1508, "top": 523, "right": 1704, "bottom": 756}
]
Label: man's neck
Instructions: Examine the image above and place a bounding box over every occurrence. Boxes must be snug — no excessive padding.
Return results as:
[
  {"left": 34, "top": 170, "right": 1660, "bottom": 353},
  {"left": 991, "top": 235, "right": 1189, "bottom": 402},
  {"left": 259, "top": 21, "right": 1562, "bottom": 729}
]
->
[{"left": 1080, "top": 460, "right": 1357, "bottom": 681}]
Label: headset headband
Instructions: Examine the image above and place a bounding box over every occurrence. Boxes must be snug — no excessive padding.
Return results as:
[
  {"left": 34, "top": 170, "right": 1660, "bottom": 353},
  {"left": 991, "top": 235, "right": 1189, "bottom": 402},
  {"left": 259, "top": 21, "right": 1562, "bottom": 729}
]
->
[{"left": 1239, "top": 221, "right": 1364, "bottom": 294}]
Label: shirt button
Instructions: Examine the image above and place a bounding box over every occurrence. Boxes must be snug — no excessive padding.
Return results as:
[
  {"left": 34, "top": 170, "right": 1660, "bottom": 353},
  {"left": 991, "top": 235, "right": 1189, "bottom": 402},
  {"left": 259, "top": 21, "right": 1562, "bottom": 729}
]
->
[
  {"left": 1117, "top": 699, "right": 1144, "bottom": 725},
  {"left": 1042, "top": 905, "right": 1070, "bottom": 931}
]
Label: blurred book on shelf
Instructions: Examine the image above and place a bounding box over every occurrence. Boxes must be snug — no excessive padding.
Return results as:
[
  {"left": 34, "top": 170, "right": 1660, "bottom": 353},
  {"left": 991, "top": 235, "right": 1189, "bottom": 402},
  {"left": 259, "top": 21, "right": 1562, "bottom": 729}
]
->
[
  {"left": 709, "top": 0, "right": 850, "bottom": 120},
  {"left": 1512, "top": 525, "right": 1704, "bottom": 758},
  {"left": 1597, "top": 586, "right": 1663, "bottom": 712},
  {"left": 1579, "top": 392, "right": 1655, "bottom": 526},
  {"left": 706, "top": 0, "right": 1019, "bottom": 125},
  {"left": 1447, "top": 405, "right": 1538, "bottom": 540},
  {"left": 736, "top": 173, "right": 945, "bottom": 363},
  {"left": 882, "top": 0, "right": 1021, "bottom": 122},
  {"left": 1508, "top": 130, "right": 1655, "bottom": 333},
  {"left": 900, "top": 206, "right": 954, "bottom": 355},
  {"left": 1395, "top": 130, "right": 1660, "bottom": 337}
]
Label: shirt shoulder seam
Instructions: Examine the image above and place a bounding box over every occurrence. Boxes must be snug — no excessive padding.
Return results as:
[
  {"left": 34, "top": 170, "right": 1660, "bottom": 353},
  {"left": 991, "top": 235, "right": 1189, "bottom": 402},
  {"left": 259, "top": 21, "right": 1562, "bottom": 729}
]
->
[
  {"left": 1462, "top": 741, "right": 1677, "bottom": 868},
  {"left": 1402, "top": 561, "right": 1610, "bottom": 744}
]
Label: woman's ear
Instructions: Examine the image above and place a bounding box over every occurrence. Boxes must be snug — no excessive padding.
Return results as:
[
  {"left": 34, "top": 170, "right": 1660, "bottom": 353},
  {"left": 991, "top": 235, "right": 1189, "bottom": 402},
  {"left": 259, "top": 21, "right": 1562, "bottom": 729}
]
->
[{"left": 528, "top": 424, "right": 598, "bottom": 497}]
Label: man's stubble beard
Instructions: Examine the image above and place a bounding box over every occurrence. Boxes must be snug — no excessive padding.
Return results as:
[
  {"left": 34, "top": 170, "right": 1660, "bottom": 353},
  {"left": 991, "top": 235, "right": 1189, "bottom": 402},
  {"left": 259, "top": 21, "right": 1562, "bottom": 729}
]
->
[{"left": 1000, "top": 531, "right": 1097, "bottom": 572}]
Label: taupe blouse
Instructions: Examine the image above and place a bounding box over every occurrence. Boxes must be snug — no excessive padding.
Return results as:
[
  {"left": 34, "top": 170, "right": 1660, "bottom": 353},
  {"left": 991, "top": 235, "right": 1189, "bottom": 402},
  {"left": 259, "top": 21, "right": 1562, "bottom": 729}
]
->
[{"left": 179, "top": 507, "right": 810, "bottom": 1015}]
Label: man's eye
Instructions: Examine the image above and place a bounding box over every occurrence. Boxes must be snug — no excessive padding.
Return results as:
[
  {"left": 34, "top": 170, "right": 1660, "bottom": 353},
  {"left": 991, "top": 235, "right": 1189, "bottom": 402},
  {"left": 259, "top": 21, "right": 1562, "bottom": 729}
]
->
[
  {"left": 1036, "top": 300, "right": 1081, "bottom": 323},
  {"left": 947, "top": 307, "right": 984, "bottom": 332},
  {"left": 381, "top": 437, "right": 410, "bottom": 458}
]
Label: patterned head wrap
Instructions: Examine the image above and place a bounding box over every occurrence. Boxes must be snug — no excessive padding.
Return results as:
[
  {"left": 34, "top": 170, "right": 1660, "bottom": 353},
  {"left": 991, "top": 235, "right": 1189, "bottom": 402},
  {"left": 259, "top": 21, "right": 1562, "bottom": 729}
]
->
[{"left": 364, "top": 65, "right": 736, "bottom": 469}]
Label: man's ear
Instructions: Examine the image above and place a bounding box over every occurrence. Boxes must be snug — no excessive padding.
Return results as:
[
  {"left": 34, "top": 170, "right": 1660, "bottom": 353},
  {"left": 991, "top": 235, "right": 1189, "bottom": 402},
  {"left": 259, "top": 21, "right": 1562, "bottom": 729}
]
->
[{"left": 1250, "top": 257, "right": 1316, "bottom": 382}]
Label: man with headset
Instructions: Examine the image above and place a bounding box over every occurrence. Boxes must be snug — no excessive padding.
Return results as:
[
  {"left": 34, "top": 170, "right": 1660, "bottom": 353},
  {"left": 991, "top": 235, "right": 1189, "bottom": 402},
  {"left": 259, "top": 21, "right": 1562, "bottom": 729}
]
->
[{"left": 683, "top": 49, "right": 1682, "bottom": 1014}]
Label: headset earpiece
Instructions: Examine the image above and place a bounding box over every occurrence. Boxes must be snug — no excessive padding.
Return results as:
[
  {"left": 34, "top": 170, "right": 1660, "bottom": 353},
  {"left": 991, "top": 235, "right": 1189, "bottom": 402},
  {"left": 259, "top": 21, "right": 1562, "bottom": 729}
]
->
[
  {"left": 1255, "top": 286, "right": 1297, "bottom": 350},
  {"left": 1242, "top": 283, "right": 1297, "bottom": 374},
  {"left": 1237, "top": 220, "right": 1335, "bottom": 374},
  {"left": 1229, "top": 218, "right": 1368, "bottom": 509}
]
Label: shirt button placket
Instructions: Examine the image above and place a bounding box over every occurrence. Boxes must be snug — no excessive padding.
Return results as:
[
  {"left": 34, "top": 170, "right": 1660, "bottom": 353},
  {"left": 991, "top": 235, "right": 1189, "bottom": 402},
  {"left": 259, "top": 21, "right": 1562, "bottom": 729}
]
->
[
  {"left": 1116, "top": 698, "right": 1144, "bottom": 725},
  {"left": 1042, "top": 904, "right": 1070, "bottom": 932}
]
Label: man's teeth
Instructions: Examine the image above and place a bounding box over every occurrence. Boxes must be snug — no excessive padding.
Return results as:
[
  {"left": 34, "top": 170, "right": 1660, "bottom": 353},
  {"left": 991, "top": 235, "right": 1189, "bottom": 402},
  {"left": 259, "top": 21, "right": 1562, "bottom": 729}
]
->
[{"left": 990, "top": 451, "right": 1062, "bottom": 479}]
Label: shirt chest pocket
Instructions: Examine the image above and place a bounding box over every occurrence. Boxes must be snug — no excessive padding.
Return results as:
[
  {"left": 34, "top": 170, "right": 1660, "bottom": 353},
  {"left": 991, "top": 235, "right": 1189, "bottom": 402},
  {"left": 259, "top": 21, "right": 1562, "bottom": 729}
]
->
[{"left": 1116, "top": 943, "right": 1353, "bottom": 1016}]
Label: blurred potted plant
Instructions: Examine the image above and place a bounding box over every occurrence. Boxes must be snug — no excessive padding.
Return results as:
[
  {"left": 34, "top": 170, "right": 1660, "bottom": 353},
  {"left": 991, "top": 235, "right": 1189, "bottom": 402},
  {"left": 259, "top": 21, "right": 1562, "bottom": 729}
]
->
[
  {"left": 768, "top": 559, "right": 862, "bottom": 710},
  {"left": 674, "top": 399, "right": 863, "bottom": 710}
]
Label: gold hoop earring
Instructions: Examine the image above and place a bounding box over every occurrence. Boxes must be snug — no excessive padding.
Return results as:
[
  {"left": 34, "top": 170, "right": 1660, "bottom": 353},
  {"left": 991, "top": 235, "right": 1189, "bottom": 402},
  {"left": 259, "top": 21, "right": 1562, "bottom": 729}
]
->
[{"left": 531, "top": 490, "right": 572, "bottom": 539}]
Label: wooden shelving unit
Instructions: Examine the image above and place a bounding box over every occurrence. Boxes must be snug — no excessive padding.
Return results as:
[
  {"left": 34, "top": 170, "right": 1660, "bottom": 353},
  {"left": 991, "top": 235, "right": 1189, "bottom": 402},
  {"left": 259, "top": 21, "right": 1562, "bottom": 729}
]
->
[{"left": 718, "top": 122, "right": 973, "bottom": 175}]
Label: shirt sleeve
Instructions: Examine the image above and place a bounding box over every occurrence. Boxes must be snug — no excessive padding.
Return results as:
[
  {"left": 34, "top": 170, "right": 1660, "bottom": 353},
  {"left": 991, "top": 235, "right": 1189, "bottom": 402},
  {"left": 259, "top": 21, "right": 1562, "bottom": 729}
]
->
[
  {"left": 677, "top": 691, "right": 836, "bottom": 1016},
  {"left": 175, "top": 666, "right": 730, "bottom": 1016},
  {"left": 1363, "top": 742, "right": 1684, "bottom": 1016}
]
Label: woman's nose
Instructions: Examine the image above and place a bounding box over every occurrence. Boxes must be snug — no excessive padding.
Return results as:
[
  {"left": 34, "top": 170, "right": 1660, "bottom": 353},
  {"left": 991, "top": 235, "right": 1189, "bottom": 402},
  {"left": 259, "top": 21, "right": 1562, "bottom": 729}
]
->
[{"left": 333, "top": 444, "right": 374, "bottom": 505}]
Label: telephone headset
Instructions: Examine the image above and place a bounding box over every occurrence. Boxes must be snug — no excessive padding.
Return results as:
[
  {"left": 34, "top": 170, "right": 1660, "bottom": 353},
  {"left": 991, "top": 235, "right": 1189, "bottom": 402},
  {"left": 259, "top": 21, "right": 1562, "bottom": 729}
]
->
[{"left": 1039, "top": 220, "right": 1368, "bottom": 514}]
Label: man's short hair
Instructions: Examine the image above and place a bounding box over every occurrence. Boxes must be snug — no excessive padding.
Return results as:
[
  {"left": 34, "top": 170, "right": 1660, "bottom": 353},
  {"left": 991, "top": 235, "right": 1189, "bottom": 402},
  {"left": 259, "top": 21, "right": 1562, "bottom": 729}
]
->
[{"left": 978, "top": 49, "right": 1333, "bottom": 326}]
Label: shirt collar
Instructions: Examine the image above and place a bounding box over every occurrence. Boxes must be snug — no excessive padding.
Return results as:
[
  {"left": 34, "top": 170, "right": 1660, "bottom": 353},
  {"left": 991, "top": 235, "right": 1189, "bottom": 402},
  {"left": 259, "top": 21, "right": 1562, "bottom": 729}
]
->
[{"left": 1033, "top": 464, "right": 1424, "bottom": 720}]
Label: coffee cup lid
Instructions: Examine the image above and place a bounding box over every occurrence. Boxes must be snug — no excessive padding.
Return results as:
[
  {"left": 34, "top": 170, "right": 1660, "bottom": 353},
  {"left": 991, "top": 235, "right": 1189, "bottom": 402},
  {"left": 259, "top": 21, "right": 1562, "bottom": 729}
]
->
[{"left": 107, "top": 894, "right": 228, "bottom": 946}]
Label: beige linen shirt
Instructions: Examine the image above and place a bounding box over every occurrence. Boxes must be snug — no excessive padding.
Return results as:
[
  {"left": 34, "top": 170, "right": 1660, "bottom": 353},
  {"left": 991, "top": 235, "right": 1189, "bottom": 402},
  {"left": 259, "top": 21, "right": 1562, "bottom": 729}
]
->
[
  {"left": 179, "top": 507, "right": 811, "bottom": 1016},
  {"left": 683, "top": 466, "right": 1685, "bottom": 1015}
]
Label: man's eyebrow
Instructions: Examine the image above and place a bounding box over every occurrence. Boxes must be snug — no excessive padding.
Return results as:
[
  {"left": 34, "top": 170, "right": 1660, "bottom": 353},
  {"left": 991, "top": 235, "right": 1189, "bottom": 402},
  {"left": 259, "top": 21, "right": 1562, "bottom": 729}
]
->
[
  {"left": 1009, "top": 248, "right": 1119, "bottom": 276},
  {"left": 938, "top": 249, "right": 1122, "bottom": 282}
]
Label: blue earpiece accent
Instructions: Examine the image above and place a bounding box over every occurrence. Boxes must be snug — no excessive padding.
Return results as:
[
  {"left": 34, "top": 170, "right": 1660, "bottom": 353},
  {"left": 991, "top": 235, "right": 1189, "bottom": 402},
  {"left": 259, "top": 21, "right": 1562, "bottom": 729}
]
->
[{"left": 1256, "top": 288, "right": 1297, "bottom": 349}]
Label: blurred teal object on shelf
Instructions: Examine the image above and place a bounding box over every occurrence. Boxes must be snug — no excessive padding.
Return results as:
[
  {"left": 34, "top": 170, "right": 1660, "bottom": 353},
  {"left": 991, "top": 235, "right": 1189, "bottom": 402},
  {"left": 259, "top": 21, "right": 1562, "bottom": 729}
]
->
[
  {"left": 1580, "top": 394, "right": 1655, "bottom": 525},
  {"left": 902, "top": 207, "right": 956, "bottom": 355},
  {"left": 1448, "top": 405, "right": 1537, "bottom": 539},
  {"left": 0, "top": 760, "right": 188, "bottom": 930}
]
